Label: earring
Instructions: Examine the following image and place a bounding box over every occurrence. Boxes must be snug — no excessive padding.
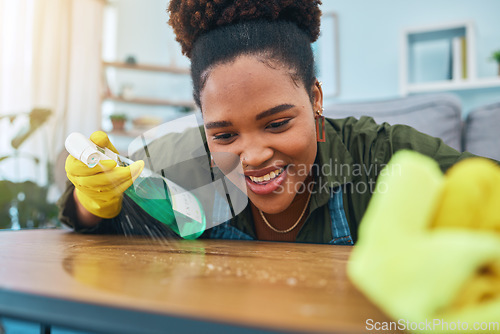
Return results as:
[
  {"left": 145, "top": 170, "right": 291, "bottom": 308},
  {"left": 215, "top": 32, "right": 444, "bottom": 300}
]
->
[{"left": 315, "top": 107, "right": 325, "bottom": 142}]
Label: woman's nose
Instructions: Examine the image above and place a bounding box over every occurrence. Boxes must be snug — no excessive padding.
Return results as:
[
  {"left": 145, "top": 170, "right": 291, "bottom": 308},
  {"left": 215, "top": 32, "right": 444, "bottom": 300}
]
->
[{"left": 240, "top": 138, "right": 274, "bottom": 168}]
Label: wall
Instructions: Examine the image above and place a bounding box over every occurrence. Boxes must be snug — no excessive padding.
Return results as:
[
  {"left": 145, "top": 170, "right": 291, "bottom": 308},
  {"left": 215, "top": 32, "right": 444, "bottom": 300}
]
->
[
  {"left": 104, "top": 0, "right": 192, "bottom": 131},
  {"left": 109, "top": 0, "right": 500, "bottom": 118},
  {"left": 321, "top": 0, "right": 500, "bottom": 115}
]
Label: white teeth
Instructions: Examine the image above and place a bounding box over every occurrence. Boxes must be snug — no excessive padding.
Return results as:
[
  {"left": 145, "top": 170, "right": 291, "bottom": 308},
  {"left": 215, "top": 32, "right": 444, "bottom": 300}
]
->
[{"left": 249, "top": 168, "right": 284, "bottom": 183}]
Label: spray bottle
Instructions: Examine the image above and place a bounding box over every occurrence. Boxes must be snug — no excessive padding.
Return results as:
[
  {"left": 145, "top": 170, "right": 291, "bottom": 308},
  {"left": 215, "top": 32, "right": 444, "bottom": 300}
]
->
[{"left": 65, "top": 132, "right": 206, "bottom": 239}]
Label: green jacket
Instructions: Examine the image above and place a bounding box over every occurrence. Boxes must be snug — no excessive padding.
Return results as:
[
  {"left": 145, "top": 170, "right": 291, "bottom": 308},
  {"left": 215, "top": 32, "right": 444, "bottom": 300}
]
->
[{"left": 57, "top": 116, "right": 475, "bottom": 243}]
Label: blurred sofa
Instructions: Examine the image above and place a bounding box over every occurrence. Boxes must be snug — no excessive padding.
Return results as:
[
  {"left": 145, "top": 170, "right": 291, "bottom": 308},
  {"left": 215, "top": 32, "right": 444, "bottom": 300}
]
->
[
  {"left": 463, "top": 101, "right": 500, "bottom": 160},
  {"left": 323, "top": 93, "right": 500, "bottom": 161}
]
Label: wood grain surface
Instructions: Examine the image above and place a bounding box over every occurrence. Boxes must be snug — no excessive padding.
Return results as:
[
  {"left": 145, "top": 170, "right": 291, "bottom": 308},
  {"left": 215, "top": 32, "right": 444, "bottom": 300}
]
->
[{"left": 0, "top": 230, "right": 393, "bottom": 333}]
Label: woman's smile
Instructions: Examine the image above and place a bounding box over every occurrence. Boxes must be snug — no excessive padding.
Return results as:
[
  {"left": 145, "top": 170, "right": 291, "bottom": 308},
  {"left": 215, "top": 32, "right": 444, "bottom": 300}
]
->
[
  {"left": 245, "top": 166, "right": 284, "bottom": 183},
  {"left": 244, "top": 166, "right": 287, "bottom": 195}
]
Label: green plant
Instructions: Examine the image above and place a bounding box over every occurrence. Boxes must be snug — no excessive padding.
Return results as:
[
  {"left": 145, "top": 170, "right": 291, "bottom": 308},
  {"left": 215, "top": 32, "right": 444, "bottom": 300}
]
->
[
  {"left": 491, "top": 50, "right": 500, "bottom": 63},
  {"left": 109, "top": 113, "right": 127, "bottom": 121},
  {"left": 0, "top": 108, "right": 59, "bottom": 230},
  {"left": 0, "top": 180, "right": 59, "bottom": 229},
  {"left": 0, "top": 108, "right": 51, "bottom": 150},
  {"left": 178, "top": 106, "right": 193, "bottom": 113}
]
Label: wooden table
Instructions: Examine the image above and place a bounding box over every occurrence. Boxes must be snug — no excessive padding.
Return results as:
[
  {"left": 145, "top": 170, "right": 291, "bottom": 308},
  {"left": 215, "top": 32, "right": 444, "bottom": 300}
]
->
[{"left": 0, "top": 230, "right": 392, "bottom": 333}]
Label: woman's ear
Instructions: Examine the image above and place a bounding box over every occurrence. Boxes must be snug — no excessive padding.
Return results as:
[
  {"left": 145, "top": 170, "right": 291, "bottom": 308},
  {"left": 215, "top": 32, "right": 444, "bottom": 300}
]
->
[{"left": 311, "top": 79, "right": 324, "bottom": 113}]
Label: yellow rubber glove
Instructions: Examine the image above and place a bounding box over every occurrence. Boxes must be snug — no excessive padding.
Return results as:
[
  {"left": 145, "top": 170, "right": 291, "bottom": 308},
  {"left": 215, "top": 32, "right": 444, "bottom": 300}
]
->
[
  {"left": 65, "top": 131, "right": 144, "bottom": 219},
  {"left": 348, "top": 151, "right": 500, "bottom": 333},
  {"left": 431, "top": 158, "right": 500, "bottom": 232},
  {"left": 430, "top": 158, "right": 500, "bottom": 313}
]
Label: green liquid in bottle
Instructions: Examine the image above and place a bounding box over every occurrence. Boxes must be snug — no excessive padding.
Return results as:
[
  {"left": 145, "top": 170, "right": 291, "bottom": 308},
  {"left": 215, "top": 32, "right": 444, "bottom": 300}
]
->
[{"left": 124, "top": 172, "right": 206, "bottom": 240}]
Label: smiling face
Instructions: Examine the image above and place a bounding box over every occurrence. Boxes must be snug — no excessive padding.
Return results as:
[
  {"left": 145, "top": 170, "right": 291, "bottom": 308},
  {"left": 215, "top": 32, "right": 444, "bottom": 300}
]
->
[{"left": 201, "top": 55, "right": 323, "bottom": 214}]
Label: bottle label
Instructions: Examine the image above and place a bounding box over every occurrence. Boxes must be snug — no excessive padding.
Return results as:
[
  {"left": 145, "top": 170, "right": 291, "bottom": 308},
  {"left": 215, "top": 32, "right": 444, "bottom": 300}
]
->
[{"left": 165, "top": 179, "right": 204, "bottom": 225}]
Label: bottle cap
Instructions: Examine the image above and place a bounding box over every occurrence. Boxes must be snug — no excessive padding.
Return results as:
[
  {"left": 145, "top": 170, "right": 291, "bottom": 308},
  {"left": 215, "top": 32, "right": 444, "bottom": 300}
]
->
[
  {"left": 65, "top": 132, "right": 101, "bottom": 168},
  {"left": 82, "top": 150, "right": 101, "bottom": 168}
]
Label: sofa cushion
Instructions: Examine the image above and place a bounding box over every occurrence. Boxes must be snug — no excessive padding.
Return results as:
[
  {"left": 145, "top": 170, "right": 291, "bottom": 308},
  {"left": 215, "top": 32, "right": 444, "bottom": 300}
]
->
[
  {"left": 464, "top": 102, "right": 500, "bottom": 161},
  {"left": 323, "top": 94, "right": 463, "bottom": 151}
]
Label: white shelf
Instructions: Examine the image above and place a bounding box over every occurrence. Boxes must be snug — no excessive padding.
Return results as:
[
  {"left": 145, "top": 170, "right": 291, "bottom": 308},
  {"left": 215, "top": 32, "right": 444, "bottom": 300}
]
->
[
  {"left": 100, "top": 60, "right": 195, "bottom": 134},
  {"left": 400, "top": 20, "right": 479, "bottom": 96},
  {"left": 407, "top": 78, "right": 500, "bottom": 93},
  {"left": 403, "top": 20, "right": 474, "bottom": 35},
  {"left": 102, "top": 61, "right": 190, "bottom": 75},
  {"left": 103, "top": 94, "right": 196, "bottom": 108}
]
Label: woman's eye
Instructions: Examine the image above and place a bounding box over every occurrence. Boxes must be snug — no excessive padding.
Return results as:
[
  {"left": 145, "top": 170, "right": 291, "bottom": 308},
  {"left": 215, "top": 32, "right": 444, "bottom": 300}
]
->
[
  {"left": 267, "top": 119, "right": 291, "bottom": 129},
  {"left": 213, "top": 133, "right": 235, "bottom": 141}
]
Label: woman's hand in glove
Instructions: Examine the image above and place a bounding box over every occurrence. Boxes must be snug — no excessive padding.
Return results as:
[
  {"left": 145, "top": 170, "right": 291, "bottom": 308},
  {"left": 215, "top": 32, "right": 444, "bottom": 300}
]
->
[{"left": 65, "top": 131, "right": 144, "bottom": 219}]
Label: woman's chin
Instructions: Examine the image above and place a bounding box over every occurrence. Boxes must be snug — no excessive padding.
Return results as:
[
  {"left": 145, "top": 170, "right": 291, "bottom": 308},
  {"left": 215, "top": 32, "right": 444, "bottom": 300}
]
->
[{"left": 249, "top": 194, "right": 294, "bottom": 214}]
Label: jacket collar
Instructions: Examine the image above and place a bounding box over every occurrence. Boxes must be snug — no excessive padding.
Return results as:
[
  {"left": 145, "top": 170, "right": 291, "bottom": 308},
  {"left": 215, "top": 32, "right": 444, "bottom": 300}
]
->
[{"left": 309, "top": 118, "right": 355, "bottom": 212}]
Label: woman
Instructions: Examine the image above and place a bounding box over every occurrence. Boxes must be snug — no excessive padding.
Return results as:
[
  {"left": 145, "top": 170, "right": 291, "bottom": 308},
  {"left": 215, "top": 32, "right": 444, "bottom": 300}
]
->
[{"left": 59, "top": 0, "right": 475, "bottom": 243}]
